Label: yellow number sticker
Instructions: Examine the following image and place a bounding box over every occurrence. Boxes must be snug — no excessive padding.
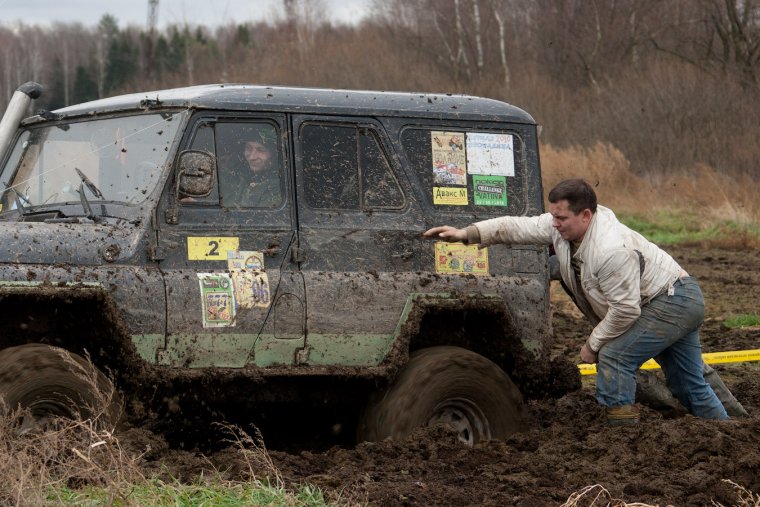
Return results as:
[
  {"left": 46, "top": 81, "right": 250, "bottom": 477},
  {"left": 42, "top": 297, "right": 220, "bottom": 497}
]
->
[{"left": 187, "top": 237, "right": 240, "bottom": 261}]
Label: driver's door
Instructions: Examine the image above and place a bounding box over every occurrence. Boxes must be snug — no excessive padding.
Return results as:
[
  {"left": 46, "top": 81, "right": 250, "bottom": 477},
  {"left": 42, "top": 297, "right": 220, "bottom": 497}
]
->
[{"left": 154, "top": 115, "right": 305, "bottom": 368}]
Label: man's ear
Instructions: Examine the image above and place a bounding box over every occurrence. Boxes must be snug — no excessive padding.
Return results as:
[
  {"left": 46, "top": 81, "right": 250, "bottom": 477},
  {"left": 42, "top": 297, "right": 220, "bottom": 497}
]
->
[{"left": 582, "top": 208, "right": 593, "bottom": 222}]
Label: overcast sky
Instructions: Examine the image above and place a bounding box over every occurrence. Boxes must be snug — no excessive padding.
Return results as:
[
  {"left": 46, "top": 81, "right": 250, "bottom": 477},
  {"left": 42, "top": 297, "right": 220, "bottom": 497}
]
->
[{"left": 0, "top": 0, "right": 373, "bottom": 29}]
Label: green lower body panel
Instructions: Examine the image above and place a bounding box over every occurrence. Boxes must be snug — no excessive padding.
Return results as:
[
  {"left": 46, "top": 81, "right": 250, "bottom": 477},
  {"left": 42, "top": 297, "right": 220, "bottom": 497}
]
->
[{"left": 147, "top": 333, "right": 393, "bottom": 368}]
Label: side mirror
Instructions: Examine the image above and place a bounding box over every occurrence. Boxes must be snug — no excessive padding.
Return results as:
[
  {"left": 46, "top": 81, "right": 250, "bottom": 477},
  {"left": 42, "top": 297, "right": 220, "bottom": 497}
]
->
[
  {"left": 177, "top": 150, "right": 215, "bottom": 198},
  {"left": 166, "top": 150, "right": 216, "bottom": 224}
]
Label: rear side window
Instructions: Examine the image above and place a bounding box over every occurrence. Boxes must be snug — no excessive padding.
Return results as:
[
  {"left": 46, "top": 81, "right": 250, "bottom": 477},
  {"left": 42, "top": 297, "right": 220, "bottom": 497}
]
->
[
  {"left": 300, "top": 123, "right": 404, "bottom": 210},
  {"left": 401, "top": 128, "right": 525, "bottom": 214}
]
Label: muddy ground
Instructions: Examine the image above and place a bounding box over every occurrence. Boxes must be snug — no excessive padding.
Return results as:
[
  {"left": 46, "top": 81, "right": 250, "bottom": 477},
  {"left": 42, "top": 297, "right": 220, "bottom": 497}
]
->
[{"left": 119, "top": 246, "right": 760, "bottom": 506}]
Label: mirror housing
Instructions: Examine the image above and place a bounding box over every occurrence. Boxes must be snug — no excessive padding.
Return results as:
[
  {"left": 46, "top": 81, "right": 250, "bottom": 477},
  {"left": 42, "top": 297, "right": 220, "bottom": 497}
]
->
[
  {"left": 177, "top": 150, "right": 215, "bottom": 198},
  {"left": 166, "top": 150, "right": 216, "bottom": 224}
]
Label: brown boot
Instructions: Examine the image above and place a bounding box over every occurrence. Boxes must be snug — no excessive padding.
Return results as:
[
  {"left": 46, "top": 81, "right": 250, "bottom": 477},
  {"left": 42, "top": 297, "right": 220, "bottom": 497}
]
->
[{"left": 606, "top": 404, "right": 640, "bottom": 426}]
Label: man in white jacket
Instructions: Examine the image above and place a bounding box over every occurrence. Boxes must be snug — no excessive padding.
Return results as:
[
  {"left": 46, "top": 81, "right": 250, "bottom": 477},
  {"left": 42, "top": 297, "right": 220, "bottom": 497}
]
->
[{"left": 424, "top": 178, "right": 729, "bottom": 425}]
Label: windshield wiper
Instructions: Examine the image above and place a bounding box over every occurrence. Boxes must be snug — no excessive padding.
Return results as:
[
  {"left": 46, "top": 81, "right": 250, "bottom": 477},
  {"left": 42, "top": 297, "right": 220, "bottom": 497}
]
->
[
  {"left": 13, "top": 191, "right": 28, "bottom": 215},
  {"left": 75, "top": 168, "right": 105, "bottom": 199},
  {"left": 75, "top": 168, "right": 105, "bottom": 221},
  {"left": 1, "top": 182, "right": 32, "bottom": 216}
]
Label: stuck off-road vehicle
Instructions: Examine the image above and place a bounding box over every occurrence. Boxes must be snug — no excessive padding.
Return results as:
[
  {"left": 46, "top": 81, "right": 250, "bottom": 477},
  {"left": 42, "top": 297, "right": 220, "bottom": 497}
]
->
[{"left": 0, "top": 82, "right": 559, "bottom": 446}]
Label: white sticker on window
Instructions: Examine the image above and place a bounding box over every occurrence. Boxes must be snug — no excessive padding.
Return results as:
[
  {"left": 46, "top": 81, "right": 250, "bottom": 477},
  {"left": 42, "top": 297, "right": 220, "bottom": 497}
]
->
[{"left": 466, "top": 133, "right": 514, "bottom": 177}]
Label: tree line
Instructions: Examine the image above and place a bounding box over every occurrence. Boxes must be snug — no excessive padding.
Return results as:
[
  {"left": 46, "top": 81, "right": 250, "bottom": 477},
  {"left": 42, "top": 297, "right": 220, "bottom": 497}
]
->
[{"left": 1, "top": 0, "right": 759, "bottom": 178}]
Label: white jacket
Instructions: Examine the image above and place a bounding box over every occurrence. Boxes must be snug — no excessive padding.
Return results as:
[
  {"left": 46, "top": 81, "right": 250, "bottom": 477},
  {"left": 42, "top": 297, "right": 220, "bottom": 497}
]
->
[{"left": 471, "top": 206, "right": 685, "bottom": 351}]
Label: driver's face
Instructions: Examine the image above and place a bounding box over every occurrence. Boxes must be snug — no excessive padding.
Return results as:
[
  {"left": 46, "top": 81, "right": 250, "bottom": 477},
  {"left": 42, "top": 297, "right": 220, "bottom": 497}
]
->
[{"left": 244, "top": 141, "right": 273, "bottom": 173}]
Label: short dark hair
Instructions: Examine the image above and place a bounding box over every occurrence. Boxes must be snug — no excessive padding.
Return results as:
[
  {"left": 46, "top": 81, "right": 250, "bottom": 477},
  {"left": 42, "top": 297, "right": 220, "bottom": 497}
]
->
[{"left": 548, "top": 178, "right": 597, "bottom": 214}]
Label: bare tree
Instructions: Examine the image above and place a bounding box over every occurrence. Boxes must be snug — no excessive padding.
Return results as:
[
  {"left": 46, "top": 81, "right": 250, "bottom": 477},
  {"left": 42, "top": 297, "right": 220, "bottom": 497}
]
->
[
  {"left": 454, "top": 0, "right": 472, "bottom": 79},
  {"left": 702, "top": 0, "right": 760, "bottom": 86},
  {"left": 490, "top": 0, "right": 510, "bottom": 87},
  {"left": 472, "top": 0, "right": 484, "bottom": 74},
  {"left": 648, "top": 0, "right": 760, "bottom": 88}
]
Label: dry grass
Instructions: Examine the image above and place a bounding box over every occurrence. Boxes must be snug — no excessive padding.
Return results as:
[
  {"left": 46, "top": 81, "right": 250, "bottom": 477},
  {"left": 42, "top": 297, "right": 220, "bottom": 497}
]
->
[
  {"left": 541, "top": 142, "right": 760, "bottom": 228},
  {"left": 0, "top": 349, "right": 139, "bottom": 505},
  {"left": 0, "top": 408, "right": 146, "bottom": 505},
  {"left": 0, "top": 352, "right": 323, "bottom": 505},
  {"left": 217, "top": 422, "right": 284, "bottom": 486},
  {"left": 561, "top": 484, "right": 664, "bottom": 506},
  {"left": 712, "top": 480, "right": 760, "bottom": 507},
  {"left": 562, "top": 481, "right": 760, "bottom": 507}
]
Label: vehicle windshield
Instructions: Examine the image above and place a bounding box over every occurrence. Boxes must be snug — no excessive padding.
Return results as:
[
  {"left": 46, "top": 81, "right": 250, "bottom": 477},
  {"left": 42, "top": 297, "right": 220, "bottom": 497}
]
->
[{"left": 0, "top": 111, "right": 186, "bottom": 212}]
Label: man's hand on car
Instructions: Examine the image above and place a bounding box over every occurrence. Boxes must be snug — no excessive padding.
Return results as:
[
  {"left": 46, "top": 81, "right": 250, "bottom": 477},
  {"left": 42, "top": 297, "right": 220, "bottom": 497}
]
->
[{"left": 423, "top": 226, "right": 467, "bottom": 243}]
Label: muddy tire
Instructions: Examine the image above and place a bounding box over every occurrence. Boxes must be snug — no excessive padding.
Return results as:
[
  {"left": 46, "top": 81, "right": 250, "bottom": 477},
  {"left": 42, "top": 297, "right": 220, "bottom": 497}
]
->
[
  {"left": 0, "top": 344, "right": 121, "bottom": 433},
  {"left": 358, "top": 346, "right": 530, "bottom": 445}
]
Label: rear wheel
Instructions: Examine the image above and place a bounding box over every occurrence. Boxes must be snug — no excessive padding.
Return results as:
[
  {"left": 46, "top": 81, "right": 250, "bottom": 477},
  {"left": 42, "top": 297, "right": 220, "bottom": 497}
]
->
[
  {"left": 0, "top": 344, "right": 121, "bottom": 434},
  {"left": 358, "top": 346, "right": 530, "bottom": 445}
]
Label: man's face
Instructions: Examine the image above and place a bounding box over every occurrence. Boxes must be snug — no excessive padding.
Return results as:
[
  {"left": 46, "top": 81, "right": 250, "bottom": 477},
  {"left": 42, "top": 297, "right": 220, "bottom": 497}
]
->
[
  {"left": 244, "top": 141, "right": 273, "bottom": 173},
  {"left": 549, "top": 199, "right": 592, "bottom": 242}
]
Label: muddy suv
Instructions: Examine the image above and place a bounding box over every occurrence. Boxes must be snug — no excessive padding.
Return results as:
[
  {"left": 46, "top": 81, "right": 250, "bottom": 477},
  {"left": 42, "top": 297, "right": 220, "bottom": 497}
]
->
[{"left": 0, "top": 82, "right": 559, "bottom": 446}]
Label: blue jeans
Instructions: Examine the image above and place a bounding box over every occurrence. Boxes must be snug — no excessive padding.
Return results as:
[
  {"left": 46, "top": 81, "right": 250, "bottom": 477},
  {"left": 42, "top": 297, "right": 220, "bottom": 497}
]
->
[{"left": 596, "top": 277, "right": 728, "bottom": 419}]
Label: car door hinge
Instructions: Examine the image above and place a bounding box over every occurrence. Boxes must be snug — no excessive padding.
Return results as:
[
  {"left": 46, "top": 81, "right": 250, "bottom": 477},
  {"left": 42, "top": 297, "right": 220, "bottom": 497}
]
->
[
  {"left": 295, "top": 346, "right": 310, "bottom": 365},
  {"left": 290, "top": 247, "right": 305, "bottom": 263},
  {"left": 148, "top": 244, "right": 164, "bottom": 261}
]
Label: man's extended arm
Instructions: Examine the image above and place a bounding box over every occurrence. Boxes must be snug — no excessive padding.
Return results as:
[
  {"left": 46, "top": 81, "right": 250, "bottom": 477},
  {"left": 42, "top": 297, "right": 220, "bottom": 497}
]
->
[{"left": 424, "top": 214, "right": 554, "bottom": 246}]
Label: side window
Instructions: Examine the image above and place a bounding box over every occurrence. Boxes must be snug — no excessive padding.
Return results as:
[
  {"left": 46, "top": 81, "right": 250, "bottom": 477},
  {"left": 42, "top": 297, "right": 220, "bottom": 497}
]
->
[
  {"left": 302, "top": 125, "right": 358, "bottom": 209},
  {"left": 216, "top": 122, "right": 283, "bottom": 209},
  {"left": 301, "top": 123, "right": 404, "bottom": 210}
]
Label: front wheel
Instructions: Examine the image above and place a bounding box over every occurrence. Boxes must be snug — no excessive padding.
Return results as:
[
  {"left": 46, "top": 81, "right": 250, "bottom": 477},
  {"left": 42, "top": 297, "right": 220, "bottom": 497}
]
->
[
  {"left": 0, "top": 344, "right": 121, "bottom": 434},
  {"left": 358, "top": 346, "right": 531, "bottom": 445}
]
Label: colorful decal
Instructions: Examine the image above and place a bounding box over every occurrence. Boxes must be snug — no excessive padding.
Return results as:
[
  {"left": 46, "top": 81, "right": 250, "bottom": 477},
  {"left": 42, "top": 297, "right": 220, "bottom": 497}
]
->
[
  {"left": 433, "top": 186, "right": 468, "bottom": 205},
  {"left": 227, "top": 250, "right": 270, "bottom": 309},
  {"left": 473, "top": 175, "right": 508, "bottom": 206},
  {"left": 431, "top": 131, "right": 467, "bottom": 186},
  {"left": 231, "top": 270, "right": 271, "bottom": 309},
  {"left": 465, "top": 132, "right": 514, "bottom": 176},
  {"left": 197, "top": 273, "right": 236, "bottom": 327},
  {"left": 188, "top": 237, "right": 240, "bottom": 261},
  {"left": 227, "top": 250, "right": 265, "bottom": 271},
  {"left": 434, "top": 242, "right": 489, "bottom": 275}
]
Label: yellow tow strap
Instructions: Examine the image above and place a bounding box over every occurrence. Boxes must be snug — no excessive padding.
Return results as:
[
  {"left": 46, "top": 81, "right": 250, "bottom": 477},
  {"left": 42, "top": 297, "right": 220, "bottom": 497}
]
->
[{"left": 579, "top": 349, "right": 760, "bottom": 376}]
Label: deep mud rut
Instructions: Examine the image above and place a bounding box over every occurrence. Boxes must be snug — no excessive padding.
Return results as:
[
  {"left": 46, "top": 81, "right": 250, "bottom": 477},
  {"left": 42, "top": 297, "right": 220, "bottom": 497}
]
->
[{"left": 118, "top": 246, "right": 760, "bottom": 506}]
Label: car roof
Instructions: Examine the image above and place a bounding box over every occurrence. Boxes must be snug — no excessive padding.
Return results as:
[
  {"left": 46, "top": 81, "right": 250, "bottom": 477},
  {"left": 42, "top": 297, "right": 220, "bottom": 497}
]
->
[{"left": 49, "top": 84, "right": 535, "bottom": 124}]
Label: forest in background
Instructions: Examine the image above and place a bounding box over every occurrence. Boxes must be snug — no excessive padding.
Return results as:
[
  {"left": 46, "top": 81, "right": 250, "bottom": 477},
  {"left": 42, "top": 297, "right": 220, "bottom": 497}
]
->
[{"left": 2, "top": 0, "right": 759, "bottom": 222}]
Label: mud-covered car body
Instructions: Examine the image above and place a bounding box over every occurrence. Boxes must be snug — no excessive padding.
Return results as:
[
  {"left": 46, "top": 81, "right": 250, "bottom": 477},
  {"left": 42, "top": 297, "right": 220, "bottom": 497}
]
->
[{"left": 0, "top": 84, "right": 552, "bottom": 442}]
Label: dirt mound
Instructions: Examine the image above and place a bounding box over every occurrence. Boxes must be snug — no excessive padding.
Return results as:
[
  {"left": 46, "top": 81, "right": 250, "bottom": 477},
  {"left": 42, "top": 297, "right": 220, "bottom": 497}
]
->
[{"left": 114, "top": 245, "right": 759, "bottom": 505}]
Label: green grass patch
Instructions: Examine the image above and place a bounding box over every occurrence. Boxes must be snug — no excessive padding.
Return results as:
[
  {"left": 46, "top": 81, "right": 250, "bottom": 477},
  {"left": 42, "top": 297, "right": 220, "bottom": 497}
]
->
[
  {"left": 50, "top": 478, "right": 335, "bottom": 507},
  {"left": 723, "top": 314, "right": 760, "bottom": 329},
  {"left": 618, "top": 210, "right": 760, "bottom": 246}
]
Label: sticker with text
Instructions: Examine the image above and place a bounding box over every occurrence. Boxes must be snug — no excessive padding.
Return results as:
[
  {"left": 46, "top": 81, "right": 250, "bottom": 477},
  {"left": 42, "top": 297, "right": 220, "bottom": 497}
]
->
[
  {"left": 228, "top": 250, "right": 265, "bottom": 271},
  {"left": 433, "top": 186, "right": 468, "bottom": 205},
  {"left": 431, "top": 131, "right": 467, "bottom": 186},
  {"left": 473, "top": 175, "right": 507, "bottom": 206},
  {"left": 197, "top": 273, "right": 236, "bottom": 327},
  {"left": 188, "top": 237, "right": 240, "bottom": 261},
  {"left": 231, "top": 269, "right": 271, "bottom": 309},
  {"left": 466, "top": 132, "right": 514, "bottom": 176},
  {"left": 434, "top": 242, "right": 489, "bottom": 275}
]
